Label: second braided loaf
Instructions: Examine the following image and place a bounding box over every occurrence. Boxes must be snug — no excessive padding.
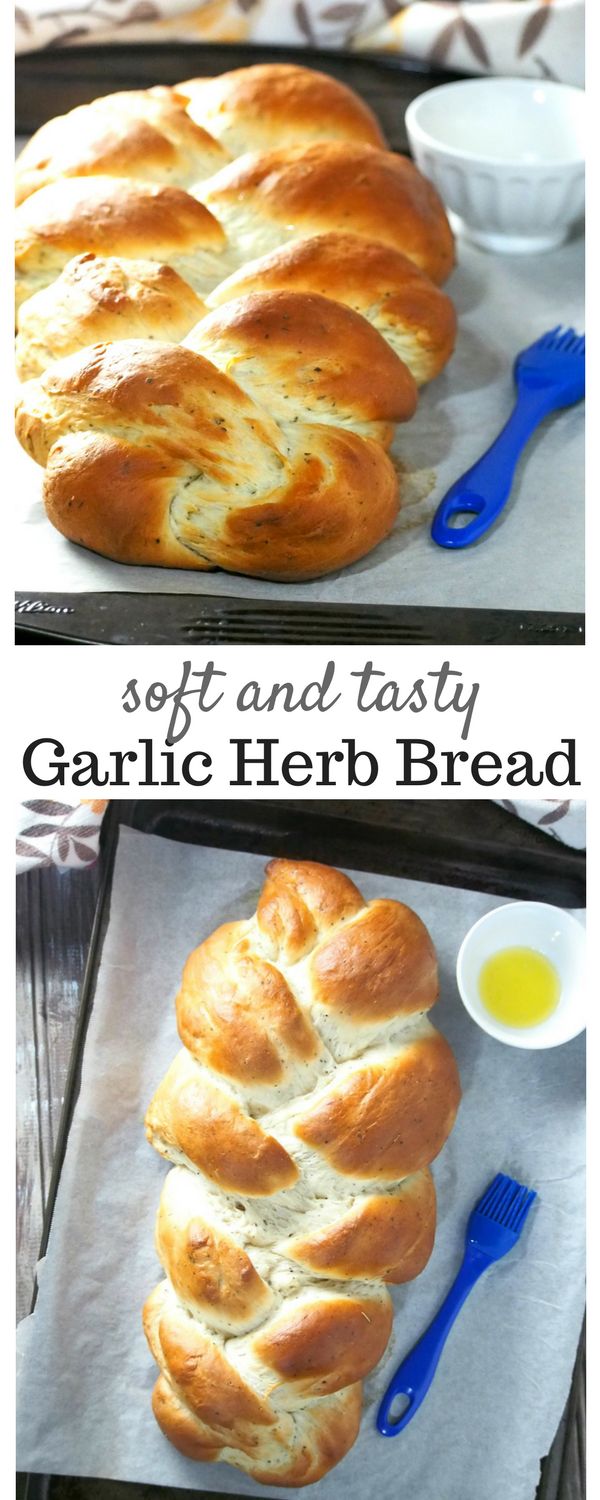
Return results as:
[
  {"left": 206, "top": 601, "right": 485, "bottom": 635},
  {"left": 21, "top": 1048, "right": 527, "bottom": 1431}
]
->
[{"left": 143, "top": 858, "right": 461, "bottom": 1486}]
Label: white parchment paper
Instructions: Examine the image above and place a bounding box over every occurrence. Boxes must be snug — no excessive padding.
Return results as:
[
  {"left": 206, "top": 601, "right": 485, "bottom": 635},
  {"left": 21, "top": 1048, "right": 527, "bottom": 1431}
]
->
[
  {"left": 14, "top": 234, "right": 584, "bottom": 613},
  {"left": 16, "top": 828, "right": 586, "bottom": 1500}
]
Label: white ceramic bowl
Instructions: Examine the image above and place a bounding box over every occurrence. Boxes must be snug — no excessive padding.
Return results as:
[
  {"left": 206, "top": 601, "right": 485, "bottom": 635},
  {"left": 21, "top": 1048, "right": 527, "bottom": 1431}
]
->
[
  {"left": 456, "top": 901, "right": 586, "bottom": 1048},
  {"left": 405, "top": 78, "right": 585, "bottom": 254}
]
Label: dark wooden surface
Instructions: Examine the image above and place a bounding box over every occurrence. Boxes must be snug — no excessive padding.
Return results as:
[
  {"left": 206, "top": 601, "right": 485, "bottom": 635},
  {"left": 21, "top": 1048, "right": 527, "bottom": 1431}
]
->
[
  {"left": 16, "top": 857, "right": 101, "bottom": 1323},
  {"left": 16, "top": 801, "right": 585, "bottom": 1499}
]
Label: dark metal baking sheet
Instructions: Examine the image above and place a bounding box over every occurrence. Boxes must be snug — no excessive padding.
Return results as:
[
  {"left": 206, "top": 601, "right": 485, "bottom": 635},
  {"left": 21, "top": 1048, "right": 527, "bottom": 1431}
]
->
[
  {"left": 17, "top": 799, "right": 585, "bottom": 1500},
  {"left": 13, "top": 593, "right": 585, "bottom": 646},
  {"left": 14, "top": 44, "right": 585, "bottom": 648},
  {"left": 15, "top": 40, "right": 460, "bottom": 146}
]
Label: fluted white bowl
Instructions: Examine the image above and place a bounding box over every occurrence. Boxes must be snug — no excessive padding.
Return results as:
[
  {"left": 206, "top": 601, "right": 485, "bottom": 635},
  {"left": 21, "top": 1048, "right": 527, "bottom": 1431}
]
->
[{"left": 406, "top": 78, "right": 585, "bottom": 254}]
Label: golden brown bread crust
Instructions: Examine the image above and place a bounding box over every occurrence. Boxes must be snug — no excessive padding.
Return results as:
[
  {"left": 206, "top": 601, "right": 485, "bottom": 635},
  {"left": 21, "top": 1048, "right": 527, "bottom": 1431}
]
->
[
  {"left": 158, "top": 1215, "right": 271, "bottom": 1330},
  {"left": 145, "top": 1282, "right": 277, "bottom": 1437},
  {"left": 207, "top": 233, "right": 457, "bottom": 385},
  {"left": 202, "top": 141, "right": 455, "bottom": 285},
  {"left": 15, "top": 177, "right": 226, "bottom": 312},
  {"left": 283, "top": 1172, "right": 436, "bottom": 1283},
  {"left": 257, "top": 859, "right": 365, "bottom": 964},
  {"left": 176, "top": 921, "right": 321, "bottom": 1085},
  {"left": 155, "top": 1169, "right": 274, "bottom": 1331},
  {"left": 258, "top": 859, "right": 439, "bottom": 1025},
  {"left": 310, "top": 898, "right": 439, "bottom": 1023},
  {"left": 294, "top": 1031, "right": 461, "bottom": 1181},
  {"left": 35, "top": 423, "right": 399, "bottom": 582},
  {"left": 148, "top": 1280, "right": 392, "bottom": 1409},
  {"left": 150, "top": 1372, "right": 363, "bottom": 1485},
  {"left": 15, "top": 65, "right": 383, "bottom": 209},
  {"left": 15, "top": 86, "right": 229, "bottom": 205},
  {"left": 16, "top": 234, "right": 455, "bottom": 390},
  {"left": 15, "top": 338, "right": 401, "bottom": 582},
  {"left": 249, "top": 1385, "right": 364, "bottom": 1488},
  {"left": 143, "top": 860, "right": 461, "bottom": 1485},
  {"left": 185, "top": 289, "right": 418, "bottom": 439},
  {"left": 145, "top": 1050, "right": 299, "bottom": 1195},
  {"left": 16, "top": 253, "right": 206, "bottom": 381},
  {"left": 155, "top": 1162, "right": 435, "bottom": 1292},
  {"left": 179, "top": 63, "right": 386, "bottom": 156},
  {"left": 205, "top": 425, "right": 399, "bottom": 582},
  {"left": 151, "top": 1375, "right": 224, "bottom": 1462},
  {"left": 252, "top": 1291, "right": 392, "bottom": 1397},
  {"left": 40, "top": 432, "right": 216, "bottom": 572},
  {"left": 14, "top": 65, "right": 456, "bottom": 583},
  {"left": 146, "top": 1277, "right": 380, "bottom": 1451},
  {"left": 16, "top": 175, "right": 225, "bottom": 260},
  {"left": 15, "top": 337, "right": 278, "bottom": 466}
]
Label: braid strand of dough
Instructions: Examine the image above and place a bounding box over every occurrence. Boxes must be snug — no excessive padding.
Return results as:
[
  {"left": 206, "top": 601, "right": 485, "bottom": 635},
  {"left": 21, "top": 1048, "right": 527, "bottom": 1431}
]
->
[
  {"left": 143, "top": 859, "right": 461, "bottom": 1486},
  {"left": 14, "top": 64, "right": 456, "bottom": 582}
]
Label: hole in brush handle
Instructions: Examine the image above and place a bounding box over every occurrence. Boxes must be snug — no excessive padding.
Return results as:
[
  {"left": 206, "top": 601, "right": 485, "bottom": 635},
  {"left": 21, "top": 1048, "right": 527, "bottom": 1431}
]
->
[
  {"left": 377, "top": 1385, "right": 415, "bottom": 1436},
  {"left": 431, "top": 489, "right": 489, "bottom": 548},
  {"left": 387, "top": 1392, "right": 412, "bottom": 1425}
]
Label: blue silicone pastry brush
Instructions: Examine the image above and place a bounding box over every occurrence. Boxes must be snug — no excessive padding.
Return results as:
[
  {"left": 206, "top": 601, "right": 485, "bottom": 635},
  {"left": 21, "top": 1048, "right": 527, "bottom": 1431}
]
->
[
  {"left": 431, "top": 325, "right": 585, "bottom": 547},
  {"left": 376, "top": 1172, "right": 537, "bottom": 1436}
]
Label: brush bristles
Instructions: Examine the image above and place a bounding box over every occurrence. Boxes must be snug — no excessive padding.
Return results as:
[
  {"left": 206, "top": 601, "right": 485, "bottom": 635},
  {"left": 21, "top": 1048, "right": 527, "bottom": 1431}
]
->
[
  {"left": 476, "top": 1172, "right": 537, "bottom": 1232},
  {"left": 538, "top": 325, "right": 584, "bottom": 355}
]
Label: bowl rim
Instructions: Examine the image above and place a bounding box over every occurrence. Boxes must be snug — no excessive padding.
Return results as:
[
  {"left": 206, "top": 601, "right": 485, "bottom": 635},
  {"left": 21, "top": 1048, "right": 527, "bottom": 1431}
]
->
[
  {"left": 455, "top": 900, "right": 586, "bottom": 1050},
  {"left": 405, "top": 76, "right": 585, "bottom": 172}
]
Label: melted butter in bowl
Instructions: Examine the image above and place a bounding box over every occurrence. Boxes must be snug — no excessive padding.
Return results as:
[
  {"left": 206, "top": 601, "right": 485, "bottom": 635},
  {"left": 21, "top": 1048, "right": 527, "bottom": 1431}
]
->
[
  {"left": 478, "top": 946, "right": 560, "bottom": 1030},
  {"left": 457, "top": 902, "right": 585, "bottom": 1049}
]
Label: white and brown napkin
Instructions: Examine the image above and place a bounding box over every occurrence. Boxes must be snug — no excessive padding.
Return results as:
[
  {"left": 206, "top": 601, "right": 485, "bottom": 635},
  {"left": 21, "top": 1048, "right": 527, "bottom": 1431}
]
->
[
  {"left": 495, "top": 798, "right": 586, "bottom": 849},
  {"left": 16, "top": 799, "right": 108, "bottom": 873},
  {"left": 15, "top": 1, "right": 584, "bottom": 88}
]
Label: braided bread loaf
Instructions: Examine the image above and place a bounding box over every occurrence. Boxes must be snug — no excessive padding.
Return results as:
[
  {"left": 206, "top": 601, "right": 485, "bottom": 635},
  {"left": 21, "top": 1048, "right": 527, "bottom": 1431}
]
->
[
  {"left": 15, "top": 63, "right": 456, "bottom": 581},
  {"left": 143, "top": 859, "right": 461, "bottom": 1486},
  {"left": 14, "top": 67, "right": 385, "bottom": 206},
  {"left": 15, "top": 312, "right": 413, "bottom": 579},
  {"left": 15, "top": 137, "right": 453, "bottom": 315}
]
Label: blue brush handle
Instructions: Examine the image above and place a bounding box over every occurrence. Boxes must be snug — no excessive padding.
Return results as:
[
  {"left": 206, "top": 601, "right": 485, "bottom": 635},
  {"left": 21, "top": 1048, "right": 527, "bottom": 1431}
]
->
[
  {"left": 376, "top": 1245, "right": 489, "bottom": 1436},
  {"left": 431, "top": 386, "right": 555, "bottom": 549}
]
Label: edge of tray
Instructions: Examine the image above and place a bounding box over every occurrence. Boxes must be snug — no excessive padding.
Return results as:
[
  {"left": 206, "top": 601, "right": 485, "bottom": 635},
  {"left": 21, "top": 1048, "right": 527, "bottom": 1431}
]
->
[{"left": 14, "top": 594, "right": 586, "bottom": 647}]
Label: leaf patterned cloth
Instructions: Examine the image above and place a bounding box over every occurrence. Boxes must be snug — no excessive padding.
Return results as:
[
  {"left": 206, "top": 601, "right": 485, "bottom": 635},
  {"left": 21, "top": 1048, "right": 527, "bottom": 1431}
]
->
[
  {"left": 17, "top": 799, "right": 108, "bottom": 872},
  {"left": 495, "top": 799, "right": 586, "bottom": 848},
  {"left": 15, "top": 1, "right": 584, "bottom": 88}
]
